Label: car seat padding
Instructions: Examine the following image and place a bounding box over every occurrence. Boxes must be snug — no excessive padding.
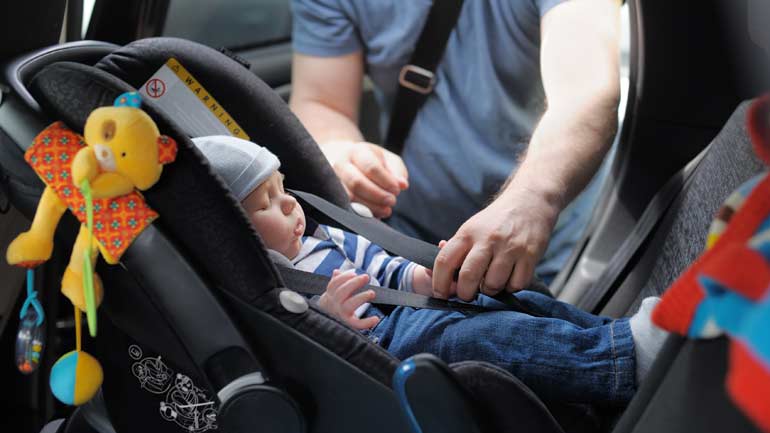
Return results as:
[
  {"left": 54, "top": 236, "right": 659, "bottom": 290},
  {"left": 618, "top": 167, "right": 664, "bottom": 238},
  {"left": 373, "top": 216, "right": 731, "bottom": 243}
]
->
[
  {"left": 605, "top": 100, "right": 766, "bottom": 317},
  {"left": 93, "top": 37, "right": 350, "bottom": 211}
]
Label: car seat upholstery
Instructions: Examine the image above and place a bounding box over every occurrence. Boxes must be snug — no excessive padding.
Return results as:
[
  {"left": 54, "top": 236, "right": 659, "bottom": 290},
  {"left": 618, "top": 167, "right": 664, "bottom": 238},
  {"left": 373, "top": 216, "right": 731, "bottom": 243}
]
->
[
  {"left": 599, "top": 101, "right": 766, "bottom": 318},
  {"left": 606, "top": 100, "right": 767, "bottom": 433}
]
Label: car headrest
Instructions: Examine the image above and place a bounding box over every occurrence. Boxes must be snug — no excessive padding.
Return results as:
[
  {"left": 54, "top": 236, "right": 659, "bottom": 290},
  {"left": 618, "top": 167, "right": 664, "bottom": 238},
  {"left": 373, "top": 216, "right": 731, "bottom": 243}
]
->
[{"left": 93, "top": 37, "right": 350, "bottom": 209}]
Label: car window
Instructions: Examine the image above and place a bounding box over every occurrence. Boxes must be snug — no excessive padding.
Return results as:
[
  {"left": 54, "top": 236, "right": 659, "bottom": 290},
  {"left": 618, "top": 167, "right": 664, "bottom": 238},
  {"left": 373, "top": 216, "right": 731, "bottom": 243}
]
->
[{"left": 161, "top": 0, "right": 292, "bottom": 50}]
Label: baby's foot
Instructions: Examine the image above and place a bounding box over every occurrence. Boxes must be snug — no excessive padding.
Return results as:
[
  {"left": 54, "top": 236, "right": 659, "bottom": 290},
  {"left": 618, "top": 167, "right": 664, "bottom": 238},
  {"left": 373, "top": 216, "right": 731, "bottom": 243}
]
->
[{"left": 630, "top": 297, "right": 668, "bottom": 382}]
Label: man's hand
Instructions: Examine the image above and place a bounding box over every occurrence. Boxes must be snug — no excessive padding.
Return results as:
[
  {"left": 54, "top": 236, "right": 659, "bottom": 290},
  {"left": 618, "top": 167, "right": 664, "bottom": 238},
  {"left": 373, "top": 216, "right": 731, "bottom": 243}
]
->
[
  {"left": 322, "top": 141, "right": 409, "bottom": 218},
  {"left": 432, "top": 0, "right": 620, "bottom": 302},
  {"left": 432, "top": 189, "right": 559, "bottom": 301},
  {"left": 318, "top": 269, "right": 380, "bottom": 330}
]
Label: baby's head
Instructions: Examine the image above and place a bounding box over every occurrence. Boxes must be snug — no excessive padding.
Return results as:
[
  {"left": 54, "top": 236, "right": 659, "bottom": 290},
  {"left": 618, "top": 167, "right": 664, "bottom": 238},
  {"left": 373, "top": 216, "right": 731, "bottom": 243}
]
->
[{"left": 193, "top": 136, "right": 305, "bottom": 259}]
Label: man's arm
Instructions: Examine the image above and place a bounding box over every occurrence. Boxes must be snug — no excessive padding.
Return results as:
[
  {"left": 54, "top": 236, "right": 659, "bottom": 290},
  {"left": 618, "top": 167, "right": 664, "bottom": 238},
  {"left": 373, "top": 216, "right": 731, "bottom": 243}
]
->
[
  {"left": 290, "top": 52, "right": 366, "bottom": 144},
  {"left": 433, "top": 0, "right": 621, "bottom": 300},
  {"left": 290, "top": 53, "right": 408, "bottom": 217}
]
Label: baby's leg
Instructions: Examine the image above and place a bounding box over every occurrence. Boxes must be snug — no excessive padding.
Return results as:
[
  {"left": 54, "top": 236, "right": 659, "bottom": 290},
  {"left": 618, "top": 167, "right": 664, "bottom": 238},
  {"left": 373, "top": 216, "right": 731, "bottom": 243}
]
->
[
  {"left": 372, "top": 307, "right": 636, "bottom": 404},
  {"left": 507, "top": 290, "right": 614, "bottom": 328}
]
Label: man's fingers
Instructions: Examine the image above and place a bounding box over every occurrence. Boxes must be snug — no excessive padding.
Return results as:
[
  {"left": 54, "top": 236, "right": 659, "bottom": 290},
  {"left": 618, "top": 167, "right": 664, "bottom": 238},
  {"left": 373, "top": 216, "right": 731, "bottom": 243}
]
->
[
  {"left": 338, "top": 163, "right": 397, "bottom": 208},
  {"left": 456, "top": 246, "right": 493, "bottom": 301},
  {"left": 432, "top": 237, "right": 471, "bottom": 299},
  {"left": 351, "top": 148, "right": 402, "bottom": 195},
  {"left": 348, "top": 314, "right": 380, "bottom": 331},
  {"left": 484, "top": 251, "right": 517, "bottom": 292},
  {"left": 350, "top": 198, "right": 393, "bottom": 219},
  {"left": 507, "top": 259, "right": 534, "bottom": 292},
  {"left": 509, "top": 258, "right": 534, "bottom": 292},
  {"left": 381, "top": 149, "right": 409, "bottom": 189}
]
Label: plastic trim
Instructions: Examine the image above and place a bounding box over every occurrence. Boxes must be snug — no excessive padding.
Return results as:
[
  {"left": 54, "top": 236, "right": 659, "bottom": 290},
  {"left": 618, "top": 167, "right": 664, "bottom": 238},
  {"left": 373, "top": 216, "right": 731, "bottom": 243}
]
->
[
  {"left": 393, "top": 359, "right": 423, "bottom": 433},
  {"left": 217, "top": 371, "right": 267, "bottom": 403},
  {"left": 2, "top": 40, "right": 118, "bottom": 114}
]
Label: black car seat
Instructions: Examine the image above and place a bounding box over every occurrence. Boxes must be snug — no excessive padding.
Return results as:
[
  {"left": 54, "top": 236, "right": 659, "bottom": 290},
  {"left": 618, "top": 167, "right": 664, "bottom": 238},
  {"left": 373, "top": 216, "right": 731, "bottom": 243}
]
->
[{"left": 0, "top": 38, "right": 573, "bottom": 433}]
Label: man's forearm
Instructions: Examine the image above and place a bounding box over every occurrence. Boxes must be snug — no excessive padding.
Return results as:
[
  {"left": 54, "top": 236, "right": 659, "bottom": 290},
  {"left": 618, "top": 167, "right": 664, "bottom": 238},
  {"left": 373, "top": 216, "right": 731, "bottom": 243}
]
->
[
  {"left": 498, "top": 93, "right": 619, "bottom": 214},
  {"left": 290, "top": 98, "right": 365, "bottom": 145}
]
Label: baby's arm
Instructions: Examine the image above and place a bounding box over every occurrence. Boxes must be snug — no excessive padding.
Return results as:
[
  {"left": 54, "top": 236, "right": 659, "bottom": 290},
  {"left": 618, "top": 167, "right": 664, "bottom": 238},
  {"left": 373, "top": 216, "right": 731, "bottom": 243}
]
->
[
  {"left": 318, "top": 269, "right": 381, "bottom": 330},
  {"left": 411, "top": 240, "right": 456, "bottom": 297}
]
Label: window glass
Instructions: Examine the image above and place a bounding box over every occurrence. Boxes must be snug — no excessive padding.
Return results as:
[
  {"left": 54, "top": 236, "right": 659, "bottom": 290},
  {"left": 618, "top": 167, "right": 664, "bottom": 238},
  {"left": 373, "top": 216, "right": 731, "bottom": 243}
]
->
[
  {"left": 82, "top": 0, "right": 96, "bottom": 38},
  {"left": 162, "top": 0, "right": 292, "bottom": 49}
]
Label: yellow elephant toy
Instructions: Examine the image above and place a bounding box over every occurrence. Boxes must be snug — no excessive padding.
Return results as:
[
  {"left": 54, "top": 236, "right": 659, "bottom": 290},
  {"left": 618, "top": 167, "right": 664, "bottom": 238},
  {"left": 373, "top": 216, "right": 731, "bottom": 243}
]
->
[{"left": 6, "top": 91, "right": 177, "bottom": 313}]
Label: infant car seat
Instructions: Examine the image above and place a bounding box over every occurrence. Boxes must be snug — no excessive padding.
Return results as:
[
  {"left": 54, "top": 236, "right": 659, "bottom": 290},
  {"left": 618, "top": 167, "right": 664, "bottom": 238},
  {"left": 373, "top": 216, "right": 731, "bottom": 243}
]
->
[{"left": 0, "top": 37, "right": 571, "bottom": 433}]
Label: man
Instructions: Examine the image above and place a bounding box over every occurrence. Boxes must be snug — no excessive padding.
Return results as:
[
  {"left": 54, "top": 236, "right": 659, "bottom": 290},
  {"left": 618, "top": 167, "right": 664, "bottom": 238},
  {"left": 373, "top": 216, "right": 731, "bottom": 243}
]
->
[{"left": 289, "top": 0, "right": 621, "bottom": 301}]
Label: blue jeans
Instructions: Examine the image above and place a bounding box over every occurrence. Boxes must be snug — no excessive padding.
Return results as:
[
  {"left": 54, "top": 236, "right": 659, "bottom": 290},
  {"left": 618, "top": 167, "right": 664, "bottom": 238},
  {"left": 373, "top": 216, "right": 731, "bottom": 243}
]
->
[{"left": 364, "top": 291, "right": 636, "bottom": 404}]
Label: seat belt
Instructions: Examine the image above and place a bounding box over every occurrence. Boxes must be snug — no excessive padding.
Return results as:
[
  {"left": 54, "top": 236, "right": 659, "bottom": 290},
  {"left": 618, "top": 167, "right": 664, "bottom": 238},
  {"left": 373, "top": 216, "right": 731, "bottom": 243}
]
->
[
  {"left": 288, "top": 189, "right": 547, "bottom": 316},
  {"left": 384, "top": 0, "right": 465, "bottom": 154},
  {"left": 279, "top": 266, "right": 499, "bottom": 315},
  {"left": 576, "top": 145, "right": 713, "bottom": 312},
  {"left": 291, "top": 189, "right": 438, "bottom": 268}
]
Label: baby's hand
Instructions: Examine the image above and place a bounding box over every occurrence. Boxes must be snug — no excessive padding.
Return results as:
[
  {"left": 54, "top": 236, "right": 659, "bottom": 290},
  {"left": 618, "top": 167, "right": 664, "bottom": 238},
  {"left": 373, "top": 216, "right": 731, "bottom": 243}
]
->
[
  {"left": 319, "top": 269, "right": 380, "bottom": 330},
  {"left": 411, "top": 266, "right": 434, "bottom": 296},
  {"left": 413, "top": 241, "right": 456, "bottom": 297}
]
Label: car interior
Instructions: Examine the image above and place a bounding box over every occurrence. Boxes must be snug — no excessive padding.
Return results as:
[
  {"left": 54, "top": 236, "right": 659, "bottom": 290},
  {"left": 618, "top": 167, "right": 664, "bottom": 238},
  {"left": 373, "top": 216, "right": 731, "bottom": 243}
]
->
[{"left": 1, "top": 0, "right": 769, "bottom": 433}]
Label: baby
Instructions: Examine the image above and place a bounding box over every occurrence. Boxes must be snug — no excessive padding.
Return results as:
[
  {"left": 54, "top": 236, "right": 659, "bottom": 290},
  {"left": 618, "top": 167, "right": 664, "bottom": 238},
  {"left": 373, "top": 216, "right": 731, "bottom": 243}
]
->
[{"left": 193, "top": 135, "right": 667, "bottom": 404}]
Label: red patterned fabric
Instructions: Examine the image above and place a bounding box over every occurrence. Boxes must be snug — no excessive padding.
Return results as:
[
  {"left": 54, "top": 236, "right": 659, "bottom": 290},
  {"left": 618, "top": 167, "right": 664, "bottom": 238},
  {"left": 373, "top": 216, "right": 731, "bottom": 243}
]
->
[
  {"left": 652, "top": 96, "right": 770, "bottom": 433},
  {"left": 25, "top": 122, "right": 157, "bottom": 263},
  {"left": 727, "top": 342, "right": 770, "bottom": 433},
  {"left": 652, "top": 173, "right": 770, "bottom": 334},
  {"left": 157, "top": 135, "right": 178, "bottom": 165}
]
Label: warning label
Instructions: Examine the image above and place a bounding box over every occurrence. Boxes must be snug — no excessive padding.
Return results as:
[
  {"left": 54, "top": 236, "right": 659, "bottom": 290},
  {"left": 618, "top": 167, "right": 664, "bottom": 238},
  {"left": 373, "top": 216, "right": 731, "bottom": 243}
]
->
[{"left": 140, "top": 58, "right": 249, "bottom": 140}]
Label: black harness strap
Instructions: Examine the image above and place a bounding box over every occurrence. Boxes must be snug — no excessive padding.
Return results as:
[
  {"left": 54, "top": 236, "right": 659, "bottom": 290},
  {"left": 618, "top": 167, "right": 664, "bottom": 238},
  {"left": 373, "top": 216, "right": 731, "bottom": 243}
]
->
[
  {"left": 384, "top": 0, "right": 465, "bottom": 154},
  {"left": 279, "top": 266, "right": 496, "bottom": 314},
  {"left": 288, "top": 189, "right": 545, "bottom": 316},
  {"left": 292, "top": 189, "right": 438, "bottom": 268}
]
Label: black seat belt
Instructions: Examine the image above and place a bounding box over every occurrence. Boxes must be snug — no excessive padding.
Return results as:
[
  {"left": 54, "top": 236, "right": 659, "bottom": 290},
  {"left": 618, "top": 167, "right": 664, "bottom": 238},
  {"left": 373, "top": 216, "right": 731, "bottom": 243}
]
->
[
  {"left": 288, "top": 188, "right": 547, "bottom": 316},
  {"left": 577, "top": 145, "right": 712, "bottom": 312},
  {"left": 292, "top": 189, "right": 438, "bottom": 268},
  {"left": 279, "top": 266, "right": 498, "bottom": 315},
  {"left": 384, "top": 0, "right": 465, "bottom": 154}
]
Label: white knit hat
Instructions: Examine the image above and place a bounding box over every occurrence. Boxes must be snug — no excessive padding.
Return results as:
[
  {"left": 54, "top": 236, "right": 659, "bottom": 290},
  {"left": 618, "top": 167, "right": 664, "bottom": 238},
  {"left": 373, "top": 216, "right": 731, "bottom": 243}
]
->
[{"left": 192, "top": 135, "right": 280, "bottom": 201}]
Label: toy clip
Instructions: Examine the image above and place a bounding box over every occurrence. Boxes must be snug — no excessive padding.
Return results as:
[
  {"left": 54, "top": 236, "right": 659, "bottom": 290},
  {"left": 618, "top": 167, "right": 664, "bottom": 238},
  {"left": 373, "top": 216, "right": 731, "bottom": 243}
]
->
[{"left": 16, "top": 269, "right": 45, "bottom": 374}]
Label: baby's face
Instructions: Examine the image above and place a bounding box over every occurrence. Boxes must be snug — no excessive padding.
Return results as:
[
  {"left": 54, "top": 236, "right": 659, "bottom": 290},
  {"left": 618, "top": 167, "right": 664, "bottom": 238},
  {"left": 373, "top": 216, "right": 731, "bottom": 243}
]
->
[{"left": 242, "top": 171, "right": 306, "bottom": 259}]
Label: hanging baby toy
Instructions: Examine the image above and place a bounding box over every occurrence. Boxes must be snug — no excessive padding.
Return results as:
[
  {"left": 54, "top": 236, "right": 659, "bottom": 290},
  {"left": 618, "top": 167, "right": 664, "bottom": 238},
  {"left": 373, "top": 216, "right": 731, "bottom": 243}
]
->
[{"left": 6, "top": 91, "right": 177, "bottom": 405}]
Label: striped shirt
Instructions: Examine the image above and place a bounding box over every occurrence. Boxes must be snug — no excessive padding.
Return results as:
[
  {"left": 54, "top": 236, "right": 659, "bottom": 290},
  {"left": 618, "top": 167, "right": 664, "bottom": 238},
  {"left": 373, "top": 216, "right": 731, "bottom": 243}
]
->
[{"left": 292, "top": 224, "right": 417, "bottom": 317}]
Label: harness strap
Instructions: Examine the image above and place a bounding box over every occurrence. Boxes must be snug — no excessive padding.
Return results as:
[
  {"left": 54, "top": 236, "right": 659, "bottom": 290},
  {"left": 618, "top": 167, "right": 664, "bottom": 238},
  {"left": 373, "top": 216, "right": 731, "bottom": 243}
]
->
[
  {"left": 285, "top": 190, "right": 546, "bottom": 315},
  {"left": 278, "top": 266, "right": 543, "bottom": 316}
]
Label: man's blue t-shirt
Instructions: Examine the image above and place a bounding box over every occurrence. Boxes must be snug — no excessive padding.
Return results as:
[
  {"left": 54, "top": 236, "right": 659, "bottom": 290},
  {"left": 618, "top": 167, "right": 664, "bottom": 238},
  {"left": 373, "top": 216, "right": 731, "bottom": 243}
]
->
[{"left": 292, "top": 0, "right": 607, "bottom": 280}]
